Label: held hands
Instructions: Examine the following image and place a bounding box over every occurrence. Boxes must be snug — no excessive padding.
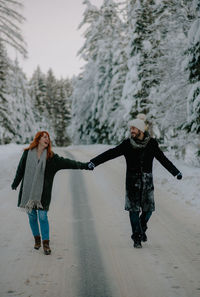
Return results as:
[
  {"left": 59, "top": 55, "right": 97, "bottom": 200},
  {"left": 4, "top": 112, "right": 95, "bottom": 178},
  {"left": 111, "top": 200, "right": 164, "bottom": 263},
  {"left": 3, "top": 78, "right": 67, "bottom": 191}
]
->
[
  {"left": 87, "top": 161, "right": 95, "bottom": 170},
  {"left": 176, "top": 172, "right": 182, "bottom": 180}
]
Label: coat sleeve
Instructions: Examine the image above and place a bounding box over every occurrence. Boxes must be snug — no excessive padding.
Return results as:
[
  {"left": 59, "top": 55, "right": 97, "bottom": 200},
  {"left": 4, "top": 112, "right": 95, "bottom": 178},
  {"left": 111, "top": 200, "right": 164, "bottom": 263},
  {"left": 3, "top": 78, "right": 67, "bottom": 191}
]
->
[
  {"left": 54, "top": 154, "right": 88, "bottom": 171},
  {"left": 90, "top": 141, "right": 126, "bottom": 166},
  {"left": 153, "top": 140, "right": 180, "bottom": 176},
  {"left": 11, "top": 150, "right": 28, "bottom": 189}
]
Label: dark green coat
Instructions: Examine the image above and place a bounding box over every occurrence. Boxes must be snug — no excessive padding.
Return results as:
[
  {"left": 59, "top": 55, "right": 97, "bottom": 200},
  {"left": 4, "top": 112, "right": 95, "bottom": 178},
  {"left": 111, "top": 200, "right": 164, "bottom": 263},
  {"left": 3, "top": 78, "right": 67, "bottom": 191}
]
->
[{"left": 12, "top": 150, "right": 88, "bottom": 211}]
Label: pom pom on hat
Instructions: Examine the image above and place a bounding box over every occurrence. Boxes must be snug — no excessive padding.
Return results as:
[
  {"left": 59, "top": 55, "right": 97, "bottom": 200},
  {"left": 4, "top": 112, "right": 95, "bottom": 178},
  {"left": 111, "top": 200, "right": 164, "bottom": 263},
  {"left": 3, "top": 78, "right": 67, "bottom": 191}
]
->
[
  {"left": 136, "top": 113, "right": 146, "bottom": 121},
  {"left": 128, "top": 113, "right": 147, "bottom": 132}
]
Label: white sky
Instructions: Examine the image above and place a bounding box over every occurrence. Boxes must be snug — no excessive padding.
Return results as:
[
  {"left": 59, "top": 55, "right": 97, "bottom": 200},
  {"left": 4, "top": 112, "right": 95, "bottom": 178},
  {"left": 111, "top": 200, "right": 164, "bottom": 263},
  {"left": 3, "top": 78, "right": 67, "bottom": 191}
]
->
[{"left": 11, "top": 0, "right": 104, "bottom": 79}]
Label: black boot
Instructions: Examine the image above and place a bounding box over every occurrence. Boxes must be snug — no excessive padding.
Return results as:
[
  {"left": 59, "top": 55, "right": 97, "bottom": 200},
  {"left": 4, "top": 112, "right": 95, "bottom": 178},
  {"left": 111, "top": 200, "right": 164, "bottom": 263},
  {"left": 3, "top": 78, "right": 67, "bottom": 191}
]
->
[
  {"left": 131, "top": 233, "right": 142, "bottom": 248},
  {"left": 34, "top": 236, "right": 41, "bottom": 250},
  {"left": 141, "top": 232, "right": 147, "bottom": 242},
  {"left": 43, "top": 240, "right": 51, "bottom": 255},
  {"left": 141, "top": 226, "right": 148, "bottom": 242}
]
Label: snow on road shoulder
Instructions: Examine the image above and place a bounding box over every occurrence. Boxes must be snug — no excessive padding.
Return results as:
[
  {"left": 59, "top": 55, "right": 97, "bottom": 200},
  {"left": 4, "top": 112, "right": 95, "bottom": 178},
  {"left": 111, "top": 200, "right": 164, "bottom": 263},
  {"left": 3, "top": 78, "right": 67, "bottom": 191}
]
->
[
  {"left": 0, "top": 144, "right": 25, "bottom": 190},
  {"left": 0, "top": 143, "right": 199, "bottom": 211},
  {"left": 154, "top": 157, "right": 200, "bottom": 211}
]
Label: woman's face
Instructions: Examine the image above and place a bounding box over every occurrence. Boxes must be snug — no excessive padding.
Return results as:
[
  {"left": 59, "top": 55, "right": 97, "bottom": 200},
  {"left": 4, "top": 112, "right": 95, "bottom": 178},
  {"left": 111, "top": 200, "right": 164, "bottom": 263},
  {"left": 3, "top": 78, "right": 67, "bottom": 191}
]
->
[{"left": 39, "top": 133, "right": 50, "bottom": 148}]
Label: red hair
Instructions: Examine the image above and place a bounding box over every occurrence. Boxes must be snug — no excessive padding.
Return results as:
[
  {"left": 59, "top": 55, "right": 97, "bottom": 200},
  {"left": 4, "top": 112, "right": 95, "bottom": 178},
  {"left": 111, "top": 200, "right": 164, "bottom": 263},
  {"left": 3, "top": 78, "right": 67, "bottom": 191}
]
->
[{"left": 25, "top": 131, "right": 54, "bottom": 159}]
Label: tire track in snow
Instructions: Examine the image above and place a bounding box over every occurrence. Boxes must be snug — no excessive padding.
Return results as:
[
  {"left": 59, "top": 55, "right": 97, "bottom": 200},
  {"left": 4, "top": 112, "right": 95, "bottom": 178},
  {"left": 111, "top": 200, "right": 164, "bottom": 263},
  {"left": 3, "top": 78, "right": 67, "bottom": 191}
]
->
[{"left": 68, "top": 152, "right": 113, "bottom": 297}]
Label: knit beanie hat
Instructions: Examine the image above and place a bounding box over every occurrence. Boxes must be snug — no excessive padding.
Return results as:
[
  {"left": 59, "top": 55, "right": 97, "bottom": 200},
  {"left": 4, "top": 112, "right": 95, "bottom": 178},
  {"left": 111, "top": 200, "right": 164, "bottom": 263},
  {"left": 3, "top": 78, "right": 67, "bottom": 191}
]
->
[{"left": 128, "top": 114, "right": 147, "bottom": 132}]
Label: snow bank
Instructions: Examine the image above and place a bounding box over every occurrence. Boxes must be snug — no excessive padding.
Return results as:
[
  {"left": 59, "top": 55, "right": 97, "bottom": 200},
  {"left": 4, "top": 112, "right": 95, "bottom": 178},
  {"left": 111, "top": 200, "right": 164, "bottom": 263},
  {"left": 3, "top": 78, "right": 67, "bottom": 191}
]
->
[
  {"left": 0, "top": 144, "right": 25, "bottom": 190},
  {"left": 154, "top": 157, "right": 200, "bottom": 211}
]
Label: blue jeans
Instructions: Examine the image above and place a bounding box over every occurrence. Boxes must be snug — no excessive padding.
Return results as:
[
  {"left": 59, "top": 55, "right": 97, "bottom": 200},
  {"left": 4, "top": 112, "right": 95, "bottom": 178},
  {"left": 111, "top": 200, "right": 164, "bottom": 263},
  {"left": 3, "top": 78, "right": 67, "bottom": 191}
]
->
[
  {"left": 129, "top": 211, "right": 152, "bottom": 235},
  {"left": 28, "top": 210, "right": 49, "bottom": 240}
]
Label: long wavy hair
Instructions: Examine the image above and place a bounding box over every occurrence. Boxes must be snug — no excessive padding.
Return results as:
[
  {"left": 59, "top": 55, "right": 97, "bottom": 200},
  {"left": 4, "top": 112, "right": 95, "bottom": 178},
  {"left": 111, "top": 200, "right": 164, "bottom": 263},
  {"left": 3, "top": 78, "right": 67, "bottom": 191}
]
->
[{"left": 24, "top": 131, "right": 54, "bottom": 159}]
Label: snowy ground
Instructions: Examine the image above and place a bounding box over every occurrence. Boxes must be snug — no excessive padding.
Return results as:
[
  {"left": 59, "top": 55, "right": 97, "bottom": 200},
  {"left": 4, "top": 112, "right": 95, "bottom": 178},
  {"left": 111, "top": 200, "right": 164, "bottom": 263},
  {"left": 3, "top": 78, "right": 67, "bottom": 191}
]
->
[{"left": 0, "top": 143, "right": 200, "bottom": 297}]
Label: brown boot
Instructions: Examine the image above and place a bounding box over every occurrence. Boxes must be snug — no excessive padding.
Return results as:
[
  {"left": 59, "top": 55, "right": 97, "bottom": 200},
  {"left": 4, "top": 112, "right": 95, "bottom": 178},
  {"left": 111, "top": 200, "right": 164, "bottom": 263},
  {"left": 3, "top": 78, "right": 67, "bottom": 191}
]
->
[
  {"left": 43, "top": 240, "right": 51, "bottom": 255},
  {"left": 34, "top": 236, "right": 41, "bottom": 250}
]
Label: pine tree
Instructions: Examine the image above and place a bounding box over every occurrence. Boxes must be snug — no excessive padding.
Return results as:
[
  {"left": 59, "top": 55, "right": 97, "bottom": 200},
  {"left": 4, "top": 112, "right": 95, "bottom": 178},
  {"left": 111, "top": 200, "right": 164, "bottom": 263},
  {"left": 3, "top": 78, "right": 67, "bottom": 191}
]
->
[
  {"left": 29, "top": 67, "right": 55, "bottom": 138},
  {"left": 53, "top": 79, "right": 71, "bottom": 146},
  {"left": 120, "top": 0, "right": 161, "bottom": 122},
  {"left": 0, "top": 41, "right": 15, "bottom": 143},
  {"left": 29, "top": 66, "right": 46, "bottom": 121},
  {"left": 69, "top": 64, "right": 97, "bottom": 144},
  {"left": 69, "top": 1, "right": 101, "bottom": 144},
  {"left": 45, "top": 69, "right": 57, "bottom": 118},
  {"left": 90, "top": 0, "right": 124, "bottom": 143},
  {"left": 0, "top": 41, "right": 8, "bottom": 104},
  {"left": 0, "top": 50, "right": 38, "bottom": 144},
  {"left": 99, "top": 0, "right": 128, "bottom": 143},
  {"left": 185, "top": 0, "right": 200, "bottom": 134},
  {"left": 29, "top": 67, "right": 73, "bottom": 145},
  {"left": 70, "top": 0, "right": 125, "bottom": 144},
  {"left": 7, "top": 59, "right": 38, "bottom": 143},
  {"left": 147, "top": 0, "right": 191, "bottom": 148}
]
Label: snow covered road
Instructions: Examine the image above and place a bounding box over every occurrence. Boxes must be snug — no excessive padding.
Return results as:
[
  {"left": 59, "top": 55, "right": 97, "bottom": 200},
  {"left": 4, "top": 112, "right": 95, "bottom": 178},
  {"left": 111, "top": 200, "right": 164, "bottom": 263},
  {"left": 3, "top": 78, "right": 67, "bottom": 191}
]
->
[{"left": 0, "top": 145, "right": 200, "bottom": 297}]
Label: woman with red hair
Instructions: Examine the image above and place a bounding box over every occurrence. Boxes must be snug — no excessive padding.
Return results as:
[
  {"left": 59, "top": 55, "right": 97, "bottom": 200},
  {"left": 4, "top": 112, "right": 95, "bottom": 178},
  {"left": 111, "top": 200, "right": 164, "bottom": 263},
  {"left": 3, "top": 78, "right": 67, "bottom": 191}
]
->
[{"left": 11, "top": 131, "right": 92, "bottom": 255}]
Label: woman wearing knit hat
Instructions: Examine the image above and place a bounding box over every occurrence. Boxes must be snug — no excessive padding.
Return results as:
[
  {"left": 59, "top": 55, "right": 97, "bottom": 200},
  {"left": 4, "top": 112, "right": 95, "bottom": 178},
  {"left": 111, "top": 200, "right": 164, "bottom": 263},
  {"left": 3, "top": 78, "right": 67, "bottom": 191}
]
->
[{"left": 88, "top": 114, "right": 182, "bottom": 248}]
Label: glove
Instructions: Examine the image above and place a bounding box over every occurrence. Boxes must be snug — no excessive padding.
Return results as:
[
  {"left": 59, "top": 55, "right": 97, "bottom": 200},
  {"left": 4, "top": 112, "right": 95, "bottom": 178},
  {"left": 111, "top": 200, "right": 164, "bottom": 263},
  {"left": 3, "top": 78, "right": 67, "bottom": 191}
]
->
[
  {"left": 176, "top": 172, "right": 182, "bottom": 180},
  {"left": 11, "top": 185, "right": 17, "bottom": 190},
  {"left": 87, "top": 161, "right": 95, "bottom": 170}
]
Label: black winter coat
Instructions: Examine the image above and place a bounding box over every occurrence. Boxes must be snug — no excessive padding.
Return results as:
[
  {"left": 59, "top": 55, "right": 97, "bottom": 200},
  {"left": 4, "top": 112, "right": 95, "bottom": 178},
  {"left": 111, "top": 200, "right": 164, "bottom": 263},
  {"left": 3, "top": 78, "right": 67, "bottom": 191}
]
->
[
  {"left": 90, "top": 138, "right": 180, "bottom": 212},
  {"left": 12, "top": 150, "right": 88, "bottom": 211}
]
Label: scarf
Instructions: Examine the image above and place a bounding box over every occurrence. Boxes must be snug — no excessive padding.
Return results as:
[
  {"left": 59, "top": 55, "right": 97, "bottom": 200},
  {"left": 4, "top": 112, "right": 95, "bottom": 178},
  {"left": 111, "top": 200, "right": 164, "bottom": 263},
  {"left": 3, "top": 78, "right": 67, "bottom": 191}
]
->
[
  {"left": 20, "top": 148, "right": 47, "bottom": 212},
  {"left": 129, "top": 131, "right": 151, "bottom": 149}
]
